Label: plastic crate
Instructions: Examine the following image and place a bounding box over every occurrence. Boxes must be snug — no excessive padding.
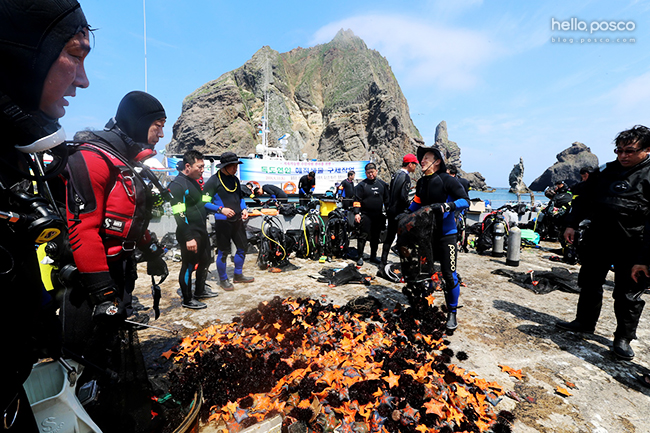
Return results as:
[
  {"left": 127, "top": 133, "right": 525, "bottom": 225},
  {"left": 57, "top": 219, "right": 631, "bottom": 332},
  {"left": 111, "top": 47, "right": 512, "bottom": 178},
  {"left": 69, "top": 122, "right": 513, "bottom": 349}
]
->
[
  {"left": 24, "top": 359, "right": 102, "bottom": 433},
  {"left": 319, "top": 199, "right": 338, "bottom": 217}
]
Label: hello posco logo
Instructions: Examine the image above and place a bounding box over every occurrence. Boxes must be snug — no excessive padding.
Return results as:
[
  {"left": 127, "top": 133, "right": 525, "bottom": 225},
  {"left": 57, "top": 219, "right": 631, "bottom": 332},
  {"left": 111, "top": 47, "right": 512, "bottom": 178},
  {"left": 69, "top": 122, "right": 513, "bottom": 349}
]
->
[{"left": 551, "top": 17, "right": 635, "bottom": 34}]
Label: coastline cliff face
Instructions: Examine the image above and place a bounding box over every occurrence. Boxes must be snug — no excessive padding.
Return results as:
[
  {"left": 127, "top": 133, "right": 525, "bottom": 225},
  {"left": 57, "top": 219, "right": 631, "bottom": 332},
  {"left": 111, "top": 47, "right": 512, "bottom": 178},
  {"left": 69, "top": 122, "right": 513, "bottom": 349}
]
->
[
  {"left": 529, "top": 142, "right": 599, "bottom": 190},
  {"left": 167, "top": 29, "right": 424, "bottom": 178}
]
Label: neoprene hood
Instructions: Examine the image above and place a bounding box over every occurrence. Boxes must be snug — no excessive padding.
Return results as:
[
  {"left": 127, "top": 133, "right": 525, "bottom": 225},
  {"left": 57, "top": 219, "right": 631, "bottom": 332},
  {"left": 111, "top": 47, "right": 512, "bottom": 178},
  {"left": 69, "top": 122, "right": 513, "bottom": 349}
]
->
[
  {"left": 114, "top": 91, "right": 166, "bottom": 145},
  {"left": 0, "top": 0, "right": 88, "bottom": 112}
]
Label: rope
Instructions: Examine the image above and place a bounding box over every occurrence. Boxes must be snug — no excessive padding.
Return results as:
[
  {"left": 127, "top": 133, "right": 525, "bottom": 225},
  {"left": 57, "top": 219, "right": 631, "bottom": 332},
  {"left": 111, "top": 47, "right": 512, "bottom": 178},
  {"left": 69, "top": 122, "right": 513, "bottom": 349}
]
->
[{"left": 218, "top": 170, "right": 237, "bottom": 193}]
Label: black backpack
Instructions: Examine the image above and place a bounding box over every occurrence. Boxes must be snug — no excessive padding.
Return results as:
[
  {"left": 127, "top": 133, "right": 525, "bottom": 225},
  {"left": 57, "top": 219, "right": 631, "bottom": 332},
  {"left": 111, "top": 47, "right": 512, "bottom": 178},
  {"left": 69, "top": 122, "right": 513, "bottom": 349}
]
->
[
  {"left": 476, "top": 212, "right": 506, "bottom": 254},
  {"left": 257, "top": 216, "right": 291, "bottom": 269},
  {"left": 287, "top": 211, "right": 324, "bottom": 260},
  {"left": 324, "top": 208, "right": 349, "bottom": 258}
]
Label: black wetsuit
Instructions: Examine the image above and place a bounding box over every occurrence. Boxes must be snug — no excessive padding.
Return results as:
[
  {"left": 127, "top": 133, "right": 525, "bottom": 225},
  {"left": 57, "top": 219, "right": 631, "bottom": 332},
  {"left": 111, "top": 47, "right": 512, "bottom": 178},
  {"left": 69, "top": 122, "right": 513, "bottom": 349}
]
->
[
  {"left": 262, "top": 184, "right": 288, "bottom": 202},
  {"left": 565, "top": 157, "right": 650, "bottom": 340},
  {"left": 168, "top": 172, "right": 211, "bottom": 304},
  {"left": 381, "top": 169, "right": 411, "bottom": 263},
  {"left": 298, "top": 175, "right": 316, "bottom": 206},
  {"left": 353, "top": 178, "right": 389, "bottom": 260},
  {"left": 457, "top": 176, "right": 470, "bottom": 193},
  {"left": 339, "top": 178, "right": 356, "bottom": 209},
  {"left": 0, "top": 147, "right": 50, "bottom": 432},
  {"left": 453, "top": 175, "right": 470, "bottom": 251}
]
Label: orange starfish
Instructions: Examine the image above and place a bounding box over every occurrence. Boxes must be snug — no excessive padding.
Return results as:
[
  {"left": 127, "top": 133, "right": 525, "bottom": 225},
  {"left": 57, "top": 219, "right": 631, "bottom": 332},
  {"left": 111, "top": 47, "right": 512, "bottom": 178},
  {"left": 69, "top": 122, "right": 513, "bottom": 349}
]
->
[
  {"left": 423, "top": 399, "right": 445, "bottom": 417},
  {"left": 383, "top": 370, "right": 400, "bottom": 388}
]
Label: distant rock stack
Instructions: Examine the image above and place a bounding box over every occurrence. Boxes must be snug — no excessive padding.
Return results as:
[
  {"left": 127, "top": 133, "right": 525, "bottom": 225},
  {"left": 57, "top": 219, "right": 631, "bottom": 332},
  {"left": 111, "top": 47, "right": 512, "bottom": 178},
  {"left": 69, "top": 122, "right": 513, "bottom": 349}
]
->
[
  {"left": 508, "top": 158, "right": 531, "bottom": 193},
  {"left": 529, "top": 142, "right": 599, "bottom": 190},
  {"left": 435, "top": 121, "right": 461, "bottom": 167},
  {"left": 167, "top": 29, "right": 424, "bottom": 179},
  {"left": 433, "top": 120, "right": 487, "bottom": 191}
]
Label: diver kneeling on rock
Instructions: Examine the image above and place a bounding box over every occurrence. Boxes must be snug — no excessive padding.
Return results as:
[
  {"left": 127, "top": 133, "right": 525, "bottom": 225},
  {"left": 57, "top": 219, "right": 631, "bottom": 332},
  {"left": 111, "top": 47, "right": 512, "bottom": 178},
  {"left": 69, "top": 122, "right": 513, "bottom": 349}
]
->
[{"left": 396, "top": 145, "right": 469, "bottom": 332}]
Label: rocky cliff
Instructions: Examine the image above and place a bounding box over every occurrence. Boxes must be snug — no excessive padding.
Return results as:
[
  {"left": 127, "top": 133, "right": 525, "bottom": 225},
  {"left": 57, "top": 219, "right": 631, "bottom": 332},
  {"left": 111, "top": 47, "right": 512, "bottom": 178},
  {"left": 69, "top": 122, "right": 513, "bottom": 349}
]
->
[
  {"left": 529, "top": 142, "right": 599, "bottom": 190},
  {"left": 508, "top": 158, "right": 531, "bottom": 193},
  {"left": 166, "top": 29, "right": 424, "bottom": 178},
  {"left": 434, "top": 121, "right": 487, "bottom": 190}
]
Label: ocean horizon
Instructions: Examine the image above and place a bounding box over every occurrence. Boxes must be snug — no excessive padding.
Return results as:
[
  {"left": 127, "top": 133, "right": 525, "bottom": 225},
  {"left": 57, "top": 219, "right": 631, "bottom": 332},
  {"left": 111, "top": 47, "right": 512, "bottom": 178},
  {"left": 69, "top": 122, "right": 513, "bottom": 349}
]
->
[{"left": 469, "top": 187, "right": 549, "bottom": 210}]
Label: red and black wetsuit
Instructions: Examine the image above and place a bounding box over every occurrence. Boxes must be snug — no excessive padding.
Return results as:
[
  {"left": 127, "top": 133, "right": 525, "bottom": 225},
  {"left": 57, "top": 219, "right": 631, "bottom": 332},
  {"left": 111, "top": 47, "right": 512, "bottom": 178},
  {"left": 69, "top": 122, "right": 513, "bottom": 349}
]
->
[{"left": 64, "top": 131, "right": 153, "bottom": 347}]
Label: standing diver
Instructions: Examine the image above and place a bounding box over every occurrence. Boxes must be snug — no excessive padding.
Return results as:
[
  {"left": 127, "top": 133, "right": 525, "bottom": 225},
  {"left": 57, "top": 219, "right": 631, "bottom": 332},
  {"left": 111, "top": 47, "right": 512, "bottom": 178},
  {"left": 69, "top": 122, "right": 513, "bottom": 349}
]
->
[{"left": 397, "top": 145, "right": 469, "bottom": 331}]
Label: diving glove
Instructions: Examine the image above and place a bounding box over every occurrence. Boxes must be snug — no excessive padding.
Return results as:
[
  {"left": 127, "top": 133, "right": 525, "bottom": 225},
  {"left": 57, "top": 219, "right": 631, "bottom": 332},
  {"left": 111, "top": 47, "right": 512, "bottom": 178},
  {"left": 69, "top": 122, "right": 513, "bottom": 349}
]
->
[
  {"left": 88, "top": 285, "right": 125, "bottom": 325},
  {"left": 147, "top": 256, "right": 168, "bottom": 279}
]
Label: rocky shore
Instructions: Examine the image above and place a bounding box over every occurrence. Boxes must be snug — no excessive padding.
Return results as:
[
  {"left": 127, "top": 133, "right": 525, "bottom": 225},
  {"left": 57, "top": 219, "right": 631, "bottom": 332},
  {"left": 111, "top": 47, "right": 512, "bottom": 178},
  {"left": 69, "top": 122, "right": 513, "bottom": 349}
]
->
[{"left": 136, "top": 241, "right": 650, "bottom": 433}]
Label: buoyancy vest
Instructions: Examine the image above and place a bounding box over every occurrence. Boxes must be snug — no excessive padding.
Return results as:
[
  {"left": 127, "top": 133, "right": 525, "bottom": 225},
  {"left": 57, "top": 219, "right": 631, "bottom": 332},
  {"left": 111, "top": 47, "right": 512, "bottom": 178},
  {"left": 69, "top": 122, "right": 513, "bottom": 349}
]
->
[{"left": 66, "top": 138, "right": 151, "bottom": 258}]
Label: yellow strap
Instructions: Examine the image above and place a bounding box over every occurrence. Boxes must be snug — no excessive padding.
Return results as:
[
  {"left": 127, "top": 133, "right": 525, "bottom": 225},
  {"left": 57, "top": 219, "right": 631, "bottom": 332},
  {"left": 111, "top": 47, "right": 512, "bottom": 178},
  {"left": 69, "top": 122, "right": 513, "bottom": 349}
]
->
[
  {"left": 202, "top": 194, "right": 211, "bottom": 203},
  {"left": 172, "top": 202, "right": 186, "bottom": 214}
]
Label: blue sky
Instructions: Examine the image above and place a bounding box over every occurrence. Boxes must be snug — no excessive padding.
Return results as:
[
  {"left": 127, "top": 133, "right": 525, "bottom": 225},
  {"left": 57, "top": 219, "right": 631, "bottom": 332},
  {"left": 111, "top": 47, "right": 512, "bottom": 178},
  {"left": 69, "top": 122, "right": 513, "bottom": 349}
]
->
[{"left": 62, "top": 0, "right": 650, "bottom": 187}]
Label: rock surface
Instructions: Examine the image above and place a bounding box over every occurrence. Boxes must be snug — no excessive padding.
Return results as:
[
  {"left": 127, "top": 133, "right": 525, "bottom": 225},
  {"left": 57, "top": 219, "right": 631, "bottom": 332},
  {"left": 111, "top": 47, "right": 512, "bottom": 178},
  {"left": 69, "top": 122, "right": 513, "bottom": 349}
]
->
[
  {"left": 529, "top": 142, "right": 599, "bottom": 191},
  {"left": 137, "top": 236, "right": 650, "bottom": 433},
  {"left": 434, "top": 120, "right": 488, "bottom": 191},
  {"left": 509, "top": 157, "right": 531, "bottom": 193},
  {"left": 166, "top": 29, "right": 424, "bottom": 178}
]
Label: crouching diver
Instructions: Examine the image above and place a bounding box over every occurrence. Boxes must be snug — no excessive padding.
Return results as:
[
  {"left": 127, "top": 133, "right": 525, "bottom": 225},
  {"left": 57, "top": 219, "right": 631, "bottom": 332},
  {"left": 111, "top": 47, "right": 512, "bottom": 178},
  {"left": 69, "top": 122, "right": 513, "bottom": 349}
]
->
[
  {"left": 0, "top": 1, "right": 90, "bottom": 430},
  {"left": 397, "top": 145, "right": 468, "bottom": 331}
]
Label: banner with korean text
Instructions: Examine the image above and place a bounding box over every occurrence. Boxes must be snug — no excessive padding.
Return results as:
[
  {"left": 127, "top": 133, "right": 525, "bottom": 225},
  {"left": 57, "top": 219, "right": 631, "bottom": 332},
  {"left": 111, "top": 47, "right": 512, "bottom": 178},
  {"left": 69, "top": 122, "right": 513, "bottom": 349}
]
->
[{"left": 239, "top": 159, "right": 369, "bottom": 194}]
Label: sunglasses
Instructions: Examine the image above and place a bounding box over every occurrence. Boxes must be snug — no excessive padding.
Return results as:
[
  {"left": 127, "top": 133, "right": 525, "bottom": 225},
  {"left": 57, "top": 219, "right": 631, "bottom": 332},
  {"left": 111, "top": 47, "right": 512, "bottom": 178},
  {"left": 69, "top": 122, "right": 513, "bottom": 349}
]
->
[{"left": 614, "top": 147, "right": 643, "bottom": 155}]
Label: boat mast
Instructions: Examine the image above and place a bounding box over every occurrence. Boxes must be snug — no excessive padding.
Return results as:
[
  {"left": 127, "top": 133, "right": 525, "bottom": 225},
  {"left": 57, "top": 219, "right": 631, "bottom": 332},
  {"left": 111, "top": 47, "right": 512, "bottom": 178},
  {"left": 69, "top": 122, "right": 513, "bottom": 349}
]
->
[
  {"left": 143, "top": 0, "right": 148, "bottom": 92},
  {"left": 261, "top": 58, "right": 270, "bottom": 148}
]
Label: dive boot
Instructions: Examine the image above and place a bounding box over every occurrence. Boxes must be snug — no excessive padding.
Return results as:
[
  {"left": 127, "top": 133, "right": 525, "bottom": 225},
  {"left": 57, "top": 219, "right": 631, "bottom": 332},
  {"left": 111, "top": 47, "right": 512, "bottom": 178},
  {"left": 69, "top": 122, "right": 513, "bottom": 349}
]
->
[
  {"left": 194, "top": 269, "right": 219, "bottom": 298},
  {"left": 195, "top": 288, "right": 219, "bottom": 299},
  {"left": 219, "top": 279, "right": 235, "bottom": 291},
  {"left": 446, "top": 311, "right": 458, "bottom": 331},
  {"left": 556, "top": 320, "right": 595, "bottom": 334},
  {"left": 613, "top": 337, "right": 634, "bottom": 360},
  {"left": 233, "top": 274, "right": 254, "bottom": 283},
  {"left": 182, "top": 299, "right": 207, "bottom": 310}
]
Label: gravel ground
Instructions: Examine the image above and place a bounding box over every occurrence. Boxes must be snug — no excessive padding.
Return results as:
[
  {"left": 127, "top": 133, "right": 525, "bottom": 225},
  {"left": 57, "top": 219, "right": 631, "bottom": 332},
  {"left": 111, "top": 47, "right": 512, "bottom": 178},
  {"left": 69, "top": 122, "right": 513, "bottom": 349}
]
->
[{"left": 133, "top": 240, "right": 650, "bottom": 433}]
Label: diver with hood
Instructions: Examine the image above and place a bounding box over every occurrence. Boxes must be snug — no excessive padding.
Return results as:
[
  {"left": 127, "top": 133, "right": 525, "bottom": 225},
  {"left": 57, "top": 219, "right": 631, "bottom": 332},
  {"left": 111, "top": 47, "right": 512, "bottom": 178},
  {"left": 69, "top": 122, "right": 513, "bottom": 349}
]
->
[
  {"left": 62, "top": 91, "right": 169, "bottom": 431},
  {"left": 397, "top": 145, "right": 469, "bottom": 331},
  {"left": 0, "top": 0, "right": 90, "bottom": 430}
]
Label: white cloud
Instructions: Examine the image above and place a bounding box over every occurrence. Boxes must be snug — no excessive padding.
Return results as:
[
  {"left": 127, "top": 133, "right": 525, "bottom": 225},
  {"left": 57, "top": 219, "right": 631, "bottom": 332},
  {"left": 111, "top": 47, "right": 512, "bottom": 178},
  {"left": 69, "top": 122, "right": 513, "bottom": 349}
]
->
[
  {"left": 311, "top": 14, "right": 504, "bottom": 90},
  {"left": 456, "top": 115, "right": 525, "bottom": 137},
  {"left": 609, "top": 70, "right": 650, "bottom": 113}
]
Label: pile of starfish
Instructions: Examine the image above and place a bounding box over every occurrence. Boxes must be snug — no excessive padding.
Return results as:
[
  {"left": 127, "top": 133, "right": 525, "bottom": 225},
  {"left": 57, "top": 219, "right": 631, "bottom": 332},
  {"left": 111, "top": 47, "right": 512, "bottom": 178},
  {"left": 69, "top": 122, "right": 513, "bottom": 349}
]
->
[{"left": 164, "top": 296, "right": 513, "bottom": 433}]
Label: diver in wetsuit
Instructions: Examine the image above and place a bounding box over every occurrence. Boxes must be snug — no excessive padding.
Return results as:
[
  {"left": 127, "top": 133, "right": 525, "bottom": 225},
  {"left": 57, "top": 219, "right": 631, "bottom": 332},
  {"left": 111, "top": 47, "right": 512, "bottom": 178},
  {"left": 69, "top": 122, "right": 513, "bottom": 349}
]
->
[{"left": 398, "top": 146, "right": 469, "bottom": 331}]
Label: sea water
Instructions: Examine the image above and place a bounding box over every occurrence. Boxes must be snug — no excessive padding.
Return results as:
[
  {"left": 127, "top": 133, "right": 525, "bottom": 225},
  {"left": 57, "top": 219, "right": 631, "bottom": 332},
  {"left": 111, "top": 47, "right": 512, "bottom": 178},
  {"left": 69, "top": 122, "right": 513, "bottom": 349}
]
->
[{"left": 469, "top": 188, "right": 549, "bottom": 210}]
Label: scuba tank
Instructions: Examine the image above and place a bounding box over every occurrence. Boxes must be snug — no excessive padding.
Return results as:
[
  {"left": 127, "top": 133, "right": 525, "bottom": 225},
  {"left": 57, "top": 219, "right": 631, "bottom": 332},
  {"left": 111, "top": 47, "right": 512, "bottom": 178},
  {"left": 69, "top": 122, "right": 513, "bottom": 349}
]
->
[
  {"left": 506, "top": 226, "right": 521, "bottom": 266},
  {"left": 492, "top": 219, "right": 506, "bottom": 257}
]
